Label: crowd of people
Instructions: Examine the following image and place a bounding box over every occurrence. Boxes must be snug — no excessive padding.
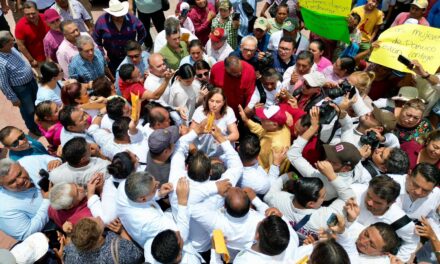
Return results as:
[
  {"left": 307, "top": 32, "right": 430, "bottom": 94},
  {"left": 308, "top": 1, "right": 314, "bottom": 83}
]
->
[{"left": 0, "top": 0, "right": 440, "bottom": 263}]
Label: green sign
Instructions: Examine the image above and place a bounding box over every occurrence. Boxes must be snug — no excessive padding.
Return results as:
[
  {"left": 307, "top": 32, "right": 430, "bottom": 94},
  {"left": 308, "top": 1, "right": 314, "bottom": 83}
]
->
[{"left": 301, "top": 7, "right": 350, "bottom": 43}]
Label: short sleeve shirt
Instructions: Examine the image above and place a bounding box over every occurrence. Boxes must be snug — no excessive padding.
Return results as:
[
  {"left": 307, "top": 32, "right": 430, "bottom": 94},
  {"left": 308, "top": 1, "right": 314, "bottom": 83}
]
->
[{"left": 15, "top": 14, "right": 49, "bottom": 61}]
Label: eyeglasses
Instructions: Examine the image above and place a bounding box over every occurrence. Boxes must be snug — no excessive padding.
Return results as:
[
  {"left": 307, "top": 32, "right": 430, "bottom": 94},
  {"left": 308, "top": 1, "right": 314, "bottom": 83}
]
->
[
  {"left": 196, "top": 72, "right": 209, "bottom": 78},
  {"left": 9, "top": 133, "right": 25, "bottom": 148}
]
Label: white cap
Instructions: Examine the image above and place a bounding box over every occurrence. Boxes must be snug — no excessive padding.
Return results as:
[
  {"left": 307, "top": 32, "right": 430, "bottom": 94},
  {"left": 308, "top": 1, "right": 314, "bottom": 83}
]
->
[
  {"left": 10, "top": 233, "right": 48, "bottom": 264},
  {"left": 303, "top": 72, "right": 326, "bottom": 87}
]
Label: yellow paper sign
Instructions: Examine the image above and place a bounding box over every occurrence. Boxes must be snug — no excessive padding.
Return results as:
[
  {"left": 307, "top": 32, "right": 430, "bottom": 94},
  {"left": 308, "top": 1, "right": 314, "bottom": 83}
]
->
[
  {"left": 370, "top": 24, "right": 440, "bottom": 75},
  {"left": 299, "top": 0, "right": 351, "bottom": 16},
  {"left": 130, "top": 92, "right": 141, "bottom": 121},
  {"left": 212, "top": 229, "right": 230, "bottom": 263}
]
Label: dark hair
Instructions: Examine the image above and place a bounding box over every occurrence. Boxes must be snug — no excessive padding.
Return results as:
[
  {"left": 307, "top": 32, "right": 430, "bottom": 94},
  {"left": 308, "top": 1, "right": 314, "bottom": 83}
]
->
[
  {"left": 351, "top": 12, "right": 361, "bottom": 24},
  {"left": 92, "top": 76, "right": 113, "bottom": 98},
  {"left": 202, "top": 88, "right": 227, "bottom": 116},
  {"left": 61, "top": 82, "right": 82, "bottom": 106},
  {"left": 371, "top": 222, "right": 400, "bottom": 254},
  {"left": 258, "top": 215, "right": 290, "bottom": 256},
  {"left": 176, "top": 63, "right": 195, "bottom": 80},
  {"left": 188, "top": 39, "right": 203, "bottom": 52},
  {"left": 339, "top": 56, "right": 356, "bottom": 74},
  {"left": 194, "top": 60, "right": 211, "bottom": 71},
  {"left": 151, "top": 230, "right": 180, "bottom": 263},
  {"left": 279, "top": 35, "right": 296, "bottom": 48},
  {"left": 23, "top": 1, "right": 37, "bottom": 10},
  {"left": 292, "top": 177, "right": 324, "bottom": 207},
  {"left": 368, "top": 175, "right": 401, "bottom": 204},
  {"left": 62, "top": 137, "right": 88, "bottom": 166},
  {"left": 309, "top": 239, "right": 350, "bottom": 264},
  {"left": 40, "top": 62, "right": 60, "bottom": 84},
  {"left": 310, "top": 39, "right": 325, "bottom": 52},
  {"left": 411, "top": 163, "right": 440, "bottom": 186},
  {"left": 71, "top": 218, "right": 101, "bottom": 252},
  {"left": 0, "top": 126, "right": 17, "bottom": 143},
  {"left": 106, "top": 97, "right": 126, "bottom": 120},
  {"left": 276, "top": 3, "right": 289, "bottom": 13},
  {"left": 224, "top": 55, "right": 241, "bottom": 68},
  {"left": 125, "top": 40, "right": 142, "bottom": 54},
  {"left": 224, "top": 189, "right": 251, "bottom": 218},
  {"left": 296, "top": 50, "right": 314, "bottom": 65},
  {"left": 187, "top": 150, "right": 211, "bottom": 182},
  {"left": 35, "top": 100, "right": 55, "bottom": 122},
  {"left": 108, "top": 151, "right": 136, "bottom": 180},
  {"left": 426, "top": 130, "right": 440, "bottom": 144},
  {"left": 239, "top": 133, "right": 261, "bottom": 163},
  {"left": 112, "top": 117, "right": 130, "bottom": 140},
  {"left": 58, "top": 105, "right": 77, "bottom": 128},
  {"left": 210, "top": 158, "right": 225, "bottom": 181},
  {"left": 119, "top": 64, "right": 135, "bottom": 82},
  {"left": 385, "top": 148, "right": 409, "bottom": 174}
]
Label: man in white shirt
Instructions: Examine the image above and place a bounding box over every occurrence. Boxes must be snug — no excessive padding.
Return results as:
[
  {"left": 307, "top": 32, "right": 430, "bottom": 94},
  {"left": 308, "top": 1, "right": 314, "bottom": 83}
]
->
[
  {"left": 153, "top": 17, "right": 197, "bottom": 53},
  {"left": 205, "top": 28, "right": 234, "bottom": 62},
  {"left": 144, "top": 53, "right": 174, "bottom": 105},
  {"left": 50, "top": 137, "right": 110, "bottom": 186},
  {"left": 168, "top": 121, "right": 242, "bottom": 254},
  {"left": 116, "top": 172, "right": 189, "bottom": 263},
  {"left": 58, "top": 105, "right": 96, "bottom": 146},
  {"left": 355, "top": 175, "right": 419, "bottom": 262},
  {"left": 267, "top": 17, "right": 309, "bottom": 55},
  {"left": 282, "top": 51, "right": 318, "bottom": 93}
]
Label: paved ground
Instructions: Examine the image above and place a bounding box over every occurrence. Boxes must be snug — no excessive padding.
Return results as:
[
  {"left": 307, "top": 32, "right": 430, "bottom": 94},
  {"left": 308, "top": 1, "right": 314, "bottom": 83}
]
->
[{"left": 0, "top": 0, "right": 265, "bottom": 136}]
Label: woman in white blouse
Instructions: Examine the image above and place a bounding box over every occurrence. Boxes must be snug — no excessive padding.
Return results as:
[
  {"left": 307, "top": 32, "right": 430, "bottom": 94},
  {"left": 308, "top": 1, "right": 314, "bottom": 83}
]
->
[
  {"left": 190, "top": 88, "right": 239, "bottom": 157},
  {"left": 168, "top": 63, "right": 204, "bottom": 121}
]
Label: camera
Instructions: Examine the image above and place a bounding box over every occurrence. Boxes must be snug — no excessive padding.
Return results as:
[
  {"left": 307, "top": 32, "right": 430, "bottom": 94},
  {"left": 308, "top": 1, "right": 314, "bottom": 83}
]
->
[
  {"left": 258, "top": 52, "right": 274, "bottom": 71},
  {"left": 325, "top": 79, "right": 356, "bottom": 99},
  {"left": 201, "top": 81, "right": 215, "bottom": 91},
  {"left": 360, "top": 131, "right": 380, "bottom": 149},
  {"left": 292, "top": 87, "right": 302, "bottom": 97},
  {"left": 319, "top": 101, "right": 337, "bottom": 124}
]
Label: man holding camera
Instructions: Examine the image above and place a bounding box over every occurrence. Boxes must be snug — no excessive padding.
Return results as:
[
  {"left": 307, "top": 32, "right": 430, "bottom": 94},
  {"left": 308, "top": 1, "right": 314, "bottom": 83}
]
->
[{"left": 291, "top": 71, "right": 326, "bottom": 112}]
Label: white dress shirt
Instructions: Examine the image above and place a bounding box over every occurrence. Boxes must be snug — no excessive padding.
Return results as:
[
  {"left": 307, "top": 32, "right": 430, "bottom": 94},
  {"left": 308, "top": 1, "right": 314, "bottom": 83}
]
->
[
  {"left": 144, "top": 73, "right": 171, "bottom": 105},
  {"left": 49, "top": 157, "right": 110, "bottom": 186}
]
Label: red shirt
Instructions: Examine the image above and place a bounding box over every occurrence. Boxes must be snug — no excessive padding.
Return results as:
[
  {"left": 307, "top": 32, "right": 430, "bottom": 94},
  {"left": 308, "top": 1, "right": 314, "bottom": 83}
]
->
[
  {"left": 188, "top": 3, "right": 216, "bottom": 45},
  {"left": 210, "top": 61, "right": 256, "bottom": 115},
  {"left": 15, "top": 14, "right": 49, "bottom": 62},
  {"left": 48, "top": 198, "right": 92, "bottom": 228},
  {"left": 118, "top": 79, "right": 145, "bottom": 104}
]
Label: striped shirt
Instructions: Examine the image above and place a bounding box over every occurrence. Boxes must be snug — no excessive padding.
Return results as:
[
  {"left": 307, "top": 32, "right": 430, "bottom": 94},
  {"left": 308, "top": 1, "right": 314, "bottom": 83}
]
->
[
  {"left": 68, "top": 49, "right": 106, "bottom": 83},
  {"left": 0, "top": 48, "right": 34, "bottom": 102}
]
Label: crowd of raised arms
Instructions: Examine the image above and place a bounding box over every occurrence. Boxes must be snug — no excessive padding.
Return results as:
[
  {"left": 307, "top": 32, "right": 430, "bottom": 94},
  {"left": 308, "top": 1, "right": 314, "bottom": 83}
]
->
[{"left": 0, "top": 0, "right": 440, "bottom": 263}]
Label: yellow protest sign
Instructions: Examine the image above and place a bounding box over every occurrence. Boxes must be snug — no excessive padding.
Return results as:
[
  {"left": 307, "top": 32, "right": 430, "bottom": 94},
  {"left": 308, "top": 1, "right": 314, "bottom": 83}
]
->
[
  {"left": 299, "top": 0, "right": 352, "bottom": 16},
  {"left": 369, "top": 24, "right": 440, "bottom": 75}
]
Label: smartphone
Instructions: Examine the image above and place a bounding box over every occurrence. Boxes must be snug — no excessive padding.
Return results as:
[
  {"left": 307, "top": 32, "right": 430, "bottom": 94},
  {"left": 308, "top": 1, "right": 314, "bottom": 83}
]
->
[
  {"left": 38, "top": 176, "right": 50, "bottom": 192},
  {"left": 44, "top": 230, "right": 61, "bottom": 250},
  {"left": 327, "top": 213, "right": 338, "bottom": 226},
  {"left": 181, "top": 32, "right": 190, "bottom": 42},
  {"left": 348, "top": 86, "right": 356, "bottom": 99},
  {"left": 414, "top": 219, "right": 422, "bottom": 226},
  {"left": 180, "top": 8, "right": 189, "bottom": 18},
  {"left": 233, "top": 13, "right": 240, "bottom": 20},
  {"left": 397, "top": 54, "right": 414, "bottom": 69}
]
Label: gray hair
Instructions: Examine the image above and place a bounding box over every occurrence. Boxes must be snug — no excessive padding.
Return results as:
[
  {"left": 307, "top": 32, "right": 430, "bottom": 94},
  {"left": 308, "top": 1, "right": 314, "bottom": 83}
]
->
[
  {"left": 240, "top": 35, "right": 258, "bottom": 47},
  {"left": 125, "top": 172, "right": 154, "bottom": 202},
  {"left": 76, "top": 35, "right": 94, "bottom": 50},
  {"left": 0, "top": 158, "right": 14, "bottom": 178},
  {"left": 49, "top": 183, "right": 74, "bottom": 210},
  {"left": 0, "top": 31, "right": 12, "bottom": 49},
  {"left": 164, "top": 17, "right": 180, "bottom": 31}
]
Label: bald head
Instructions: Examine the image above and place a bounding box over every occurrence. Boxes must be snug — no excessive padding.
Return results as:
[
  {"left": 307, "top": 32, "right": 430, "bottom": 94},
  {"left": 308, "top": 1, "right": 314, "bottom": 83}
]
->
[
  {"left": 148, "top": 53, "right": 167, "bottom": 77},
  {"left": 225, "top": 187, "right": 251, "bottom": 218},
  {"left": 149, "top": 106, "right": 171, "bottom": 129}
]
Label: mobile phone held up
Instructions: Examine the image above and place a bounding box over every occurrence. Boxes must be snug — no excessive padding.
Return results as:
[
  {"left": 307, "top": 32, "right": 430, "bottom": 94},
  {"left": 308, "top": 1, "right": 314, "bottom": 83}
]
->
[
  {"left": 38, "top": 169, "right": 50, "bottom": 192},
  {"left": 327, "top": 213, "right": 338, "bottom": 227},
  {"left": 397, "top": 54, "right": 414, "bottom": 70}
]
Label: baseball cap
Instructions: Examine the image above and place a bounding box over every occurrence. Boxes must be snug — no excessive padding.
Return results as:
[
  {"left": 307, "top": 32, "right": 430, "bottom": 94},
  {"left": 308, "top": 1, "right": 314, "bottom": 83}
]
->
[
  {"left": 255, "top": 105, "right": 287, "bottom": 125},
  {"left": 218, "top": 0, "right": 231, "bottom": 10},
  {"left": 412, "top": 0, "right": 428, "bottom": 9},
  {"left": 324, "top": 142, "right": 362, "bottom": 167},
  {"left": 372, "top": 106, "right": 397, "bottom": 133},
  {"left": 148, "top": 125, "right": 180, "bottom": 154},
  {"left": 254, "top": 17, "right": 269, "bottom": 31},
  {"left": 43, "top": 8, "right": 61, "bottom": 23},
  {"left": 391, "top": 86, "right": 419, "bottom": 102},
  {"left": 210, "top": 28, "right": 225, "bottom": 42},
  {"left": 303, "top": 72, "right": 326, "bottom": 87},
  {"left": 282, "top": 17, "right": 299, "bottom": 32},
  {"left": 10, "top": 232, "right": 48, "bottom": 264}
]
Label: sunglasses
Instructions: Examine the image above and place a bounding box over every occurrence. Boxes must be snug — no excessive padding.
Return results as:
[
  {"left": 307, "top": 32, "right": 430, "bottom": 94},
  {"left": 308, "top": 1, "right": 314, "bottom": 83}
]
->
[
  {"left": 9, "top": 133, "right": 25, "bottom": 148},
  {"left": 196, "top": 72, "right": 209, "bottom": 78}
]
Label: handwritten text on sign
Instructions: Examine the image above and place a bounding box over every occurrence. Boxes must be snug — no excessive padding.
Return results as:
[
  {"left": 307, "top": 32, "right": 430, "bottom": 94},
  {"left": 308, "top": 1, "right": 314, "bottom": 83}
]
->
[
  {"left": 369, "top": 24, "right": 440, "bottom": 75},
  {"left": 299, "top": 0, "right": 351, "bottom": 16}
]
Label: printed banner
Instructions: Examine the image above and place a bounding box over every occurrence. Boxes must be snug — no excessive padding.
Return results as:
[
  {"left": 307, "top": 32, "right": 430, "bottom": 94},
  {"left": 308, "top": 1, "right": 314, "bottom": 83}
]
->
[
  {"left": 301, "top": 7, "right": 350, "bottom": 43},
  {"left": 299, "top": 0, "right": 352, "bottom": 16}
]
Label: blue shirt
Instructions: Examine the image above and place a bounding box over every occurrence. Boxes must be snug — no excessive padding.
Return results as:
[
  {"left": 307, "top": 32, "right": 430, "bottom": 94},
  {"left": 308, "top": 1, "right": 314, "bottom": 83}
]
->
[
  {"left": 271, "top": 51, "right": 296, "bottom": 76},
  {"left": 0, "top": 155, "right": 57, "bottom": 240},
  {"left": 249, "top": 32, "right": 271, "bottom": 52},
  {"left": 8, "top": 135, "right": 49, "bottom": 161},
  {"left": 69, "top": 49, "right": 106, "bottom": 83},
  {"left": 114, "top": 51, "right": 150, "bottom": 95},
  {"left": 0, "top": 48, "right": 35, "bottom": 103}
]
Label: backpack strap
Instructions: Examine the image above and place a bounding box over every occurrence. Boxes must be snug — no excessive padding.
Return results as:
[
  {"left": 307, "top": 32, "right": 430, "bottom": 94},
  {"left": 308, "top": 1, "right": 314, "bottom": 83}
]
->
[
  {"left": 293, "top": 214, "right": 312, "bottom": 231},
  {"left": 391, "top": 215, "right": 412, "bottom": 231},
  {"left": 255, "top": 80, "right": 267, "bottom": 104}
]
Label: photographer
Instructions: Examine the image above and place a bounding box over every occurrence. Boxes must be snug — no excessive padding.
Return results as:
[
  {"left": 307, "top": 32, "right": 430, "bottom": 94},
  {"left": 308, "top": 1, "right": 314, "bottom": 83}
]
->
[
  {"left": 230, "top": 35, "right": 273, "bottom": 74},
  {"left": 287, "top": 107, "right": 362, "bottom": 201},
  {"left": 291, "top": 72, "right": 326, "bottom": 112}
]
